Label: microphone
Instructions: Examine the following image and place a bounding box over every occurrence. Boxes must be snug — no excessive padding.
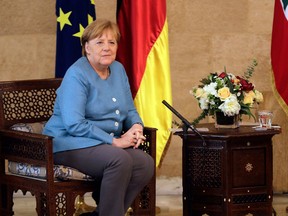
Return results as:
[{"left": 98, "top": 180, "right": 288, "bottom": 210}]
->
[{"left": 162, "top": 100, "right": 206, "bottom": 146}]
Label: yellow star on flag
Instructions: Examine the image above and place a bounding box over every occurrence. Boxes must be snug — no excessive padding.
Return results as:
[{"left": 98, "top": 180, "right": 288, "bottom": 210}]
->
[
  {"left": 73, "top": 24, "right": 85, "bottom": 38},
  {"left": 57, "top": 8, "right": 72, "bottom": 31},
  {"left": 88, "top": 14, "right": 94, "bottom": 25}
]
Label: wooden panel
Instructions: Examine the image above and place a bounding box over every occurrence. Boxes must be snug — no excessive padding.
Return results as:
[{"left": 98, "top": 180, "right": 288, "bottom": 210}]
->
[{"left": 232, "top": 148, "right": 266, "bottom": 188}]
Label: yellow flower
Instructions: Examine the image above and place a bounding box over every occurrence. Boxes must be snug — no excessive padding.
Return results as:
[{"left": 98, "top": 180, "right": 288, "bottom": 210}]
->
[
  {"left": 243, "top": 90, "right": 256, "bottom": 105},
  {"left": 233, "top": 77, "right": 241, "bottom": 84},
  {"left": 217, "top": 87, "right": 231, "bottom": 100},
  {"left": 193, "top": 88, "right": 205, "bottom": 98},
  {"left": 254, "top": 90, "right": 264, "bottom": 103}
]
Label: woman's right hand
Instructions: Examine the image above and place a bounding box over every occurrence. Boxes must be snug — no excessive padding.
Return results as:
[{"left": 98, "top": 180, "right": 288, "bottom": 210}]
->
[{"left": 112, "top": 128, "right": 145, "bottom": 149}]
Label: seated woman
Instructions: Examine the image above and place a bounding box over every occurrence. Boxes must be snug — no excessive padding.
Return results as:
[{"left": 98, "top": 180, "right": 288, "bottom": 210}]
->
[{"left": 43, "top": 19, "right": 154, "bottom": 216}]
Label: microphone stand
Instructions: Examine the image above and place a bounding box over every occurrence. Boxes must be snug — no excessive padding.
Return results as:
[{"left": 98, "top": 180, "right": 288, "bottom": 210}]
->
[
  {"left": 162, "top": 100, "right": 206, "bottom": 146},
  {"left": 162, "top": 100, "right": 207, "bottom": 215}
]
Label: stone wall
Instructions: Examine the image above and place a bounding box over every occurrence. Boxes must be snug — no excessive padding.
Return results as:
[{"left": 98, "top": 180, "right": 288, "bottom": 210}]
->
[{"left": 1, "top": 0, "right": 287, "bottom": 192}]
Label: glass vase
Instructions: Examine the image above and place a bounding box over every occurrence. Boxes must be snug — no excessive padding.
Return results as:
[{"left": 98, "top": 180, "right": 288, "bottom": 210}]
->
[{"left": 215, "top": 112, "right": 240, "bottom": 129}]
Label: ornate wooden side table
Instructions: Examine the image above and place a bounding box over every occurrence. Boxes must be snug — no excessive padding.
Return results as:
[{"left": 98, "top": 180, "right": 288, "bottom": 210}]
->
[{"left": 175, "top": 124, "right": 281, "bottom": 216}]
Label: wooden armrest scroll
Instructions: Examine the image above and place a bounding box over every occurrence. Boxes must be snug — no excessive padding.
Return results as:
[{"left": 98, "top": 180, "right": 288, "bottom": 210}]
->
[{"left": 0, "top": 128, "right": 53, "bottom": 166}]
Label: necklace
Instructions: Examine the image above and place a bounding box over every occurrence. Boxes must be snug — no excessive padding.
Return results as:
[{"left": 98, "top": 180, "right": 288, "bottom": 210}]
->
[
  {"left": 97, "top": 67, "right": 110, "bottom": 80},
  {"left": 105, "top": 67, "right": 110, "bottom": 79}
]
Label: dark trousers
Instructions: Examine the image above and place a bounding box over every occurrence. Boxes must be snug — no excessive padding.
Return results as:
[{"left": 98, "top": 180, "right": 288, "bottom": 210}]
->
[{"left": 54, "top": 144, "right": 154, "bottom": 216}]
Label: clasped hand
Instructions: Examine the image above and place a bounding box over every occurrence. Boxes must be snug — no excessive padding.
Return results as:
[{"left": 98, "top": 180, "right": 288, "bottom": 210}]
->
[{"left": 112, "top": 124, "right": 146, "bottom": 149}]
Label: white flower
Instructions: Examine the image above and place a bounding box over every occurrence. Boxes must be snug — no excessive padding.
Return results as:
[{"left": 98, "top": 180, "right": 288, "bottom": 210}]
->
[
  {"left": 227, "top": 73, "right": 236, "bottom": 80},
  {"left": 203, "top": 82, "right": 217, "bottom": 96},
  {"left": 199, "top": 97, "right": 209, "bottom": 110},
  {"left": 218, "top": 95, "right": 241, "bottom": 116}
]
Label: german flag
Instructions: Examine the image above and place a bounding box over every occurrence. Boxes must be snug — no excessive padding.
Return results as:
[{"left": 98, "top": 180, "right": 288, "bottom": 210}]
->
[{"left": 117, "top": 0, "right": 172, "bottom": 167}]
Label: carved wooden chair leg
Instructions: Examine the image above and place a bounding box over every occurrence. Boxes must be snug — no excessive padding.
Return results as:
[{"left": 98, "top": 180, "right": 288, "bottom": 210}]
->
[
  {"left": 74, "top": 195, "right": 95, "bottom": 216},
  {"left": 0, "top": 185, "right": 14, "bottom": 216}
]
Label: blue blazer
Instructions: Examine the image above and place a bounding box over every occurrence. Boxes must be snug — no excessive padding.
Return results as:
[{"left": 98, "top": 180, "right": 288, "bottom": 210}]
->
[{"left": 43, "top": 57, "right": 143, "bottom": 153}]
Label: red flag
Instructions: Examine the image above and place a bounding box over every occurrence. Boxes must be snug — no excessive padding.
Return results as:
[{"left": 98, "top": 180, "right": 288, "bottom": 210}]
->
[
  {"left": 271, "top": 0, "right": 288, "bottom": 115},
  {"left": 117, "top": 0, "right": 172, "bottom": 167}
]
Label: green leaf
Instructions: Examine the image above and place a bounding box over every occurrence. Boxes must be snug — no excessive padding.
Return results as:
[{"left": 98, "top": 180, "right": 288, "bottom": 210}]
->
[
  {"left": 191, "top": 110, "right": 209, "bottom": 126},
  {"left": 243, "top": 59, "right": 258, "bottom": 80}
]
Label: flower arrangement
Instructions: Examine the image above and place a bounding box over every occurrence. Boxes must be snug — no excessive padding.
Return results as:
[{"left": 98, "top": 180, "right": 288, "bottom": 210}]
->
[{"left": 190, "top": 59, "right": 263, "bottom": 125}]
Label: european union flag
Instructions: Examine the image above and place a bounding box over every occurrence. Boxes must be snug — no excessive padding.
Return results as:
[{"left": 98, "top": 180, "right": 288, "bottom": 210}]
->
[{"left": 55, "top": 0, "right": 96, "bottom": 78}]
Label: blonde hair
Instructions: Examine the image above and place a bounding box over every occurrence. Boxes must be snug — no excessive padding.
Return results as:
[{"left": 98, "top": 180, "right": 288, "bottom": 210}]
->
[{"left": 81, "top": 19, "right": 120, "bottom": 56}]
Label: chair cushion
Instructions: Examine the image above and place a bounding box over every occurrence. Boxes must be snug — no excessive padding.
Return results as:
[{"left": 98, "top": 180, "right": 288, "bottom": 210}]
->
[
  {"left": 8, "top": 122, "right": 93, "bottom": 181},
  {"left": 10, "top": 122, "right": 46, "bottom": 134},
  {"left": 8, "top": 161, "right": 92, "bottom": 181}
]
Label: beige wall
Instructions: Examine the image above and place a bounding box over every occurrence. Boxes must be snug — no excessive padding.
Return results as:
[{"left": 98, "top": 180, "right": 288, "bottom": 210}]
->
[{"left": 1, "top": 0, "right": 287, "bottom": 192}]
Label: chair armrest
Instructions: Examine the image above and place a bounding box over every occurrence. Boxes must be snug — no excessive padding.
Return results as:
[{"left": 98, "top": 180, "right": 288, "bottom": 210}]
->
[
  {"left": 143, "top": 126, "right": 157, "bottom": 132},
  {"left": 0, "top": 128, "right": 54, "bottom": 166},
  {"left": 0, "top": 127, "right": 157, "bottom": 162},
  {"left": 142, "top": 127, "right": 157, "bottom": 160}
]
